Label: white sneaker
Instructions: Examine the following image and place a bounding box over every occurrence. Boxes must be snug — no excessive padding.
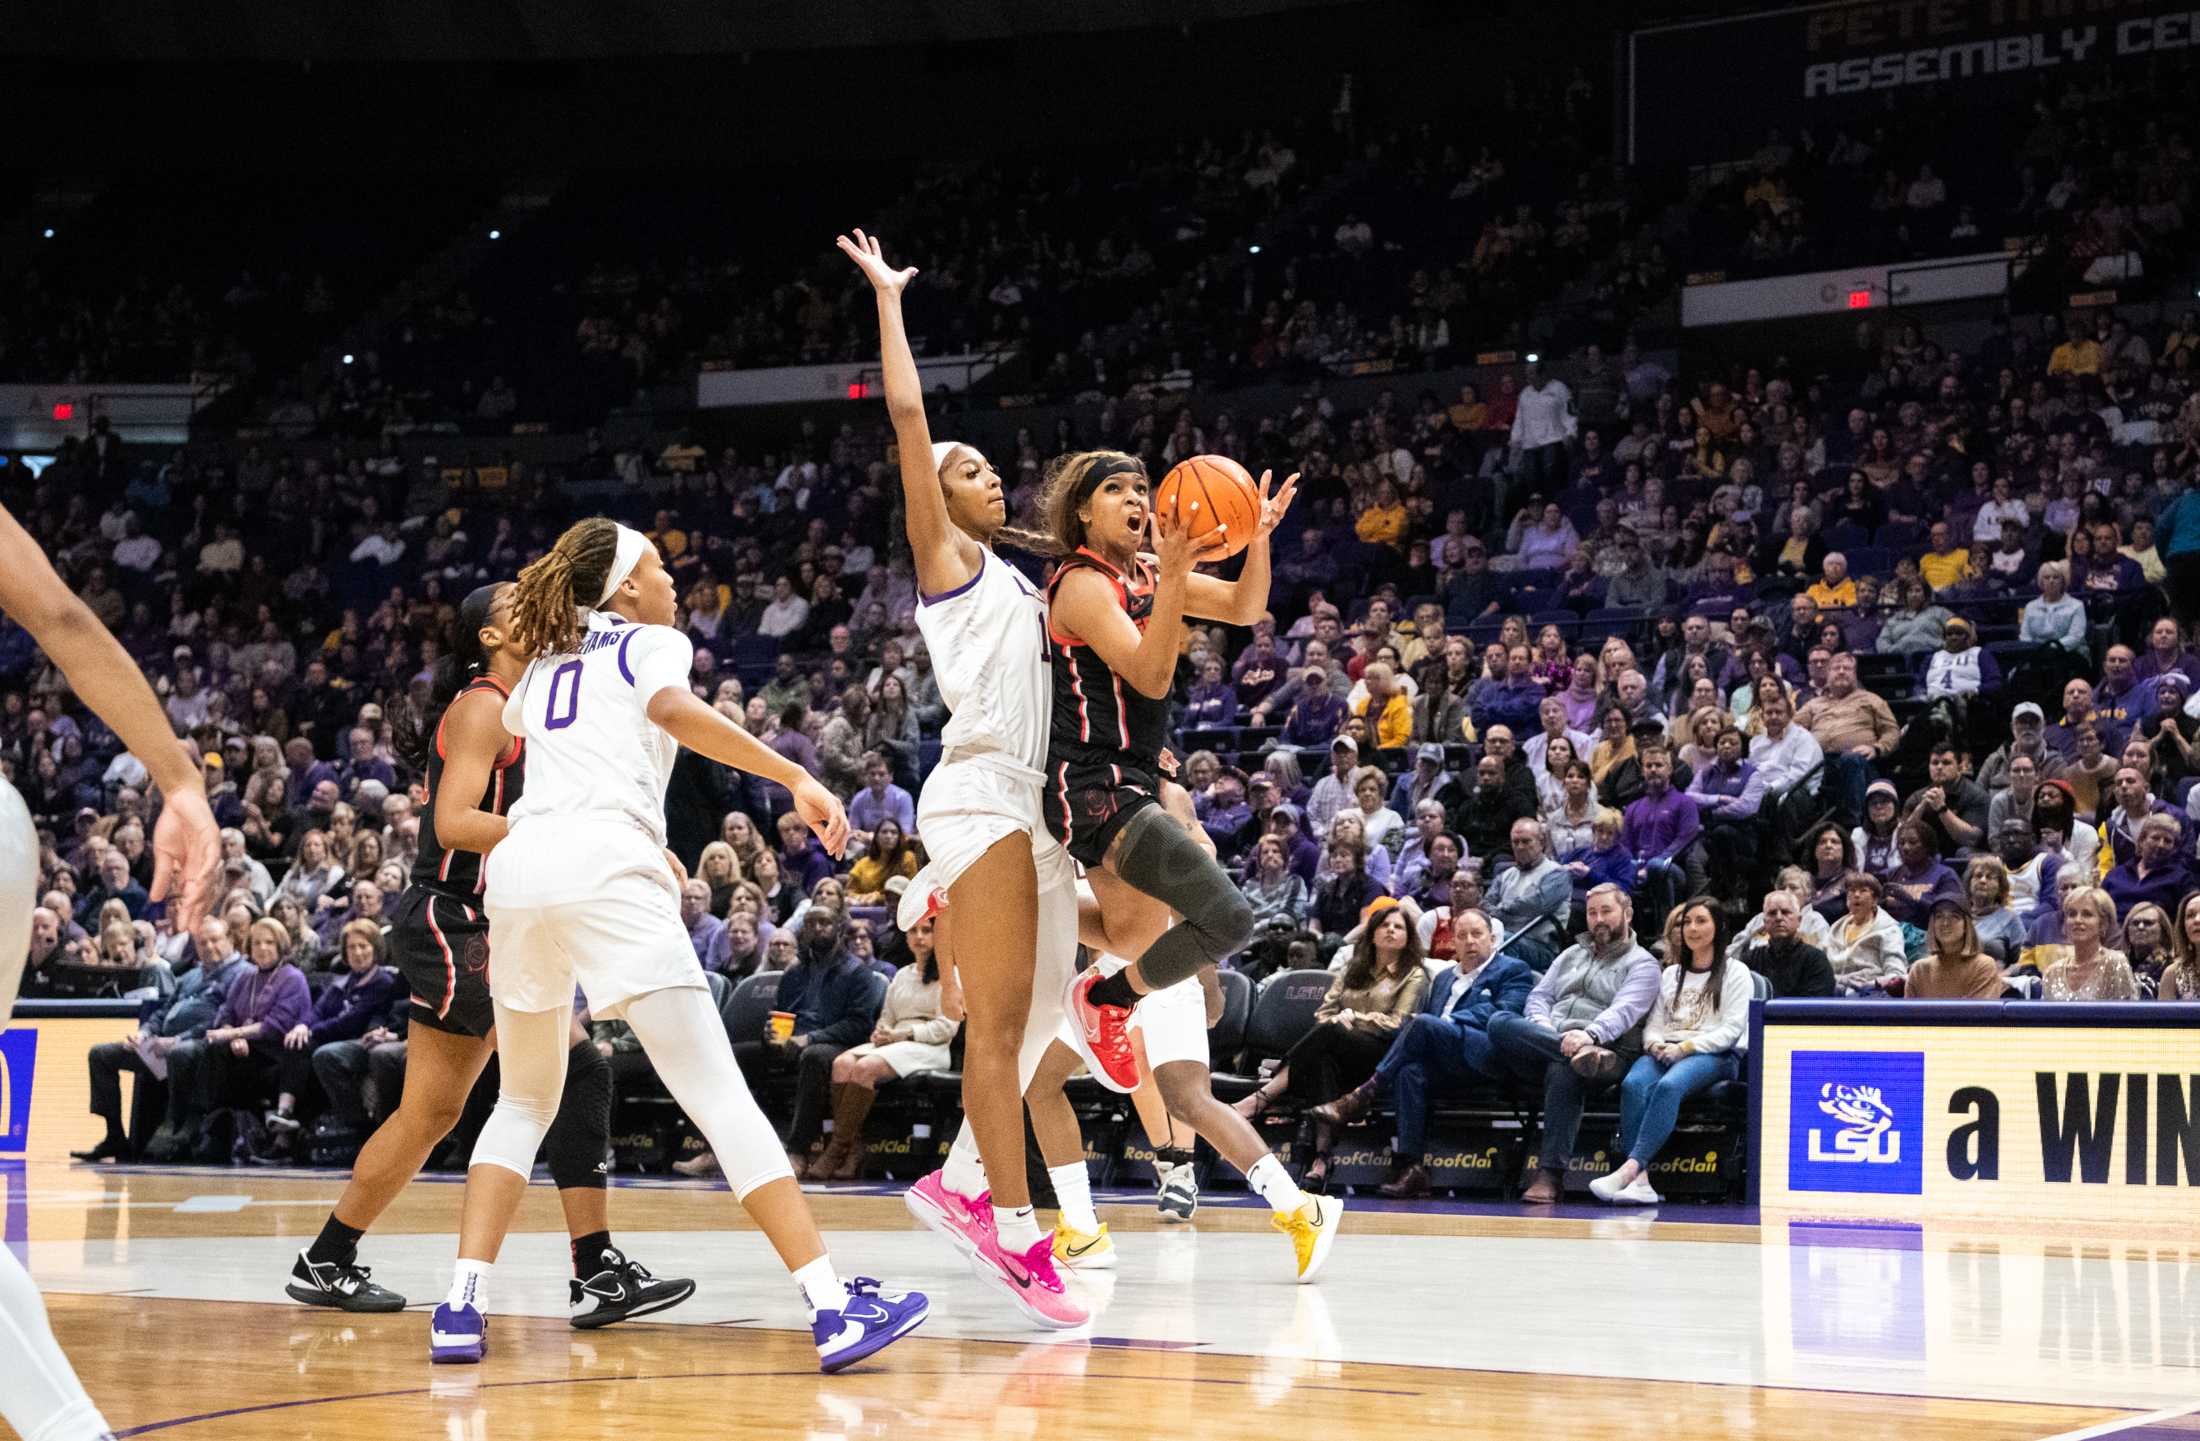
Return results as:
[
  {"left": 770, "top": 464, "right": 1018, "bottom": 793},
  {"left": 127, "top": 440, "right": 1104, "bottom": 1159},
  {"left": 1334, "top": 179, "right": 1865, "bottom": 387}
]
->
[
  {"left": 1588, "top": 1170, "right": 1630, "bottom": 1204},
  {"left": 1156, "top": 1163, "right": 1198, "bottom": 1222},
  {"left": 1617, "top": 1176, "right": 1662, "bottom": 1205}
]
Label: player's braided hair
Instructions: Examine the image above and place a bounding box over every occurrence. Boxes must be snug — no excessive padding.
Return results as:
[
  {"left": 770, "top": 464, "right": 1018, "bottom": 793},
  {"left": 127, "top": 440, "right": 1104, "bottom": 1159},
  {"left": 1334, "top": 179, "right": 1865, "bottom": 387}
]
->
[{"left": 509, "top": 517, "right": 619, "bottom": 658}]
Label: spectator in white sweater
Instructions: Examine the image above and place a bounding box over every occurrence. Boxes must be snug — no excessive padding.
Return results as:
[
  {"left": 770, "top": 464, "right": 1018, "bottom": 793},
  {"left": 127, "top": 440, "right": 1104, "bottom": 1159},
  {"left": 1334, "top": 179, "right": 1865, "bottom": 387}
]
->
[
  {"left": 2018, "top": 563, "right": 2089, "bottom": 650},
  {"left": 1823, "top": 870, "right": 1910, "bottom": 995},
  {"left": 803, "top": 916, "right": 960, "bottom": 1181},
  {"left": 1591, "top": 896, "right": 1754, "bottom": 1205}
]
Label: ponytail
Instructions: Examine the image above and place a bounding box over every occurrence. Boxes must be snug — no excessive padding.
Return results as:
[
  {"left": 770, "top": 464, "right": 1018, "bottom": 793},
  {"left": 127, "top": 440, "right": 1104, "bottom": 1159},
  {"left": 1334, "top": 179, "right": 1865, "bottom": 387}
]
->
[
  {"left": 508, "top": 518, "right": 619, "bottom": 659},
  {"left": 395, "top": 583, "right": 506, "bottom": 770}
]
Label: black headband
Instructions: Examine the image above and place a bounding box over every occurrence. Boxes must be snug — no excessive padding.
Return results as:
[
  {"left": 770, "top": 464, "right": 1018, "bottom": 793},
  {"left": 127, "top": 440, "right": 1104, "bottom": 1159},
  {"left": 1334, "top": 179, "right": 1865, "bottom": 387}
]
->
[{"left": 1073, "top": 456, "right": 1144, "bottom": 506}]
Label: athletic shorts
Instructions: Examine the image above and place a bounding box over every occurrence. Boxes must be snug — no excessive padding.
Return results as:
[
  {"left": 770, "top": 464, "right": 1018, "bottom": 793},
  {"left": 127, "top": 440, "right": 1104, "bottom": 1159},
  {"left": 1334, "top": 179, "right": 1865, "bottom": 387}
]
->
[
  {"left": 914, "top": 755, "right": 1062, "bottom": 894},
  {"left": 484, "top": 820, "right": 706, "bottom": 1020},
  {"left": 1042, "top": 760, "right": 1162, "bottom": 869},
  {"left": 391, "top": 886, "right": 496, "bottom": 1038},
  {"left": 1061, "top": 949, "right": 1208, "bottom": 1072}
]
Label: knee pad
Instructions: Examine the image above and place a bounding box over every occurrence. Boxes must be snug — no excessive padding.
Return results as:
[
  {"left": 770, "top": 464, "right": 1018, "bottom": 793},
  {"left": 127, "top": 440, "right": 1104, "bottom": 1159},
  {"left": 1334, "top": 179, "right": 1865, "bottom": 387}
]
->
[
  {"left": 1113, "top": 807, "right": 1255, "bottom": 966},
  {"left": 545, "top": 1041, "right": 613, "bottom": 1190}
]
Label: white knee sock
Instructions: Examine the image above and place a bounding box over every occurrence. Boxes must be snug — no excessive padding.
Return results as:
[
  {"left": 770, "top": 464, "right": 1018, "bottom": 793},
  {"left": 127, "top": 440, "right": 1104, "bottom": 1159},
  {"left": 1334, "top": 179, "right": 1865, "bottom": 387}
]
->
[
  {"left": 945, "top": 871, "right": 1080, "bottom": 1195},
  {"left": 1049, "top": 1162, "right": 1099, "bottom": 1233},
  {"left": 0, "top": 1246, "right": 111, "bottom": 1441},
  {"left": 621, "top": 986, "right": 795, "bottom": 1199}
]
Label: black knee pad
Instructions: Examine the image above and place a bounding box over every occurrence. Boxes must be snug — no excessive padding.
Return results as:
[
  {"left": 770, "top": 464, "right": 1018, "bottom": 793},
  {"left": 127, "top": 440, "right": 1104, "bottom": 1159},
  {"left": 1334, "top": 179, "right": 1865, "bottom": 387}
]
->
[
  {"left": 546, "top": 1040, "right": 613, "bottom": 1190},
  {"left": 1113, "top": 806, "right": 1255, "bottom": 978}
]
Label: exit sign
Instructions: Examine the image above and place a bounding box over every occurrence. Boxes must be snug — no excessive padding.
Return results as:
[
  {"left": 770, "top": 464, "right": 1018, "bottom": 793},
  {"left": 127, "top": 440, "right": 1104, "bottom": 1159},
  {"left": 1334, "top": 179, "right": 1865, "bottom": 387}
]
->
[{"left": 1846, "top": 288, "right": 1874, "bottom": 309}]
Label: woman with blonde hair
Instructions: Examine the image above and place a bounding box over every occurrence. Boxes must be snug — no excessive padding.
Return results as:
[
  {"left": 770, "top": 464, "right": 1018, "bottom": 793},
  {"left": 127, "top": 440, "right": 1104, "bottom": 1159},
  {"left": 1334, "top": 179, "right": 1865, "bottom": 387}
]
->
[
  {"left": 2042, "top": 886, "right": 2140, "bottom": 999},
  {"left": 720, "top": 811, "right": 770, "bottom": 874},
  {"left": 695, "top": 841, "right": 743, "bottom": 917},
  {"left": 1673, "top": 705, "right": 1725, "bottom": 775}
]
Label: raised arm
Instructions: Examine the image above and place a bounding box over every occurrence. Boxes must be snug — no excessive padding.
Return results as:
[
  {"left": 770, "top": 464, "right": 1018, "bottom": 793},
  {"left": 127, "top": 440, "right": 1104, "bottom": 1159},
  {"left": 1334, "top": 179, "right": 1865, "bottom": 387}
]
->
[
  {"left": 647, "top": 686, "right": 849, "bottom": 856},
  {"left": 837, "top": 229, "right": 982, "bottom": 598},
  {"left": 0, "top": 502, "right": 218, "bottom": 928},
  {"left": 1184, "top": 470, "right": 1299, "bottom": 625},
  {"left": 432, "top": 689, "right": 514, "bottom": 856}
]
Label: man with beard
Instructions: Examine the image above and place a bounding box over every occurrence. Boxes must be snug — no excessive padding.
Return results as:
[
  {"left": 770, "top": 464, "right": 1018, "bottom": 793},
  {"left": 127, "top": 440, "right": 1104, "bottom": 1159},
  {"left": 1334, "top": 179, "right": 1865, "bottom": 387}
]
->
[{"left": 1487, "top": 884, "right": 1660, "bottom": 1203}]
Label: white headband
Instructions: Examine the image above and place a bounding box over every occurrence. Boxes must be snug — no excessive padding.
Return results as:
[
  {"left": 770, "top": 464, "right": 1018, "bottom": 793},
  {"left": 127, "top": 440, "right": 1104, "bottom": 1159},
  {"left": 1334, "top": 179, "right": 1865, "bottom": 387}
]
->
[
  {"left": 931, "top": 441, "right": 967, "bottom": 474},
  {"left": 597, "top": 523, "right": 650, "bottom": 608}
]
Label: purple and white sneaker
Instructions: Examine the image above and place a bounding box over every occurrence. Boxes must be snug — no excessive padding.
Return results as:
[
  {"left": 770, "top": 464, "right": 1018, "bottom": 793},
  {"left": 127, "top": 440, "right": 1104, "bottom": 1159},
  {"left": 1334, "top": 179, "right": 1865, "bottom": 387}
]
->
[
  {"left": 903, "top": 1169, "right": 991, "bottom": 1259},
  {"left": 430, "top": 1300, "right": 487, "bottom": 1364},
  {"left": 813, "top": 1277, "right": 929, "bottom": 1373}
]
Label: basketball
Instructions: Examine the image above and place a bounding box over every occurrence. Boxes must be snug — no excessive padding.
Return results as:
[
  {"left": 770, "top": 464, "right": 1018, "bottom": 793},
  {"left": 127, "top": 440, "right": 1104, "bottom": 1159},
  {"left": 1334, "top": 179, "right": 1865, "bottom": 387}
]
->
[{"left": 1157, "top": 454, "right": 1261, "bottom": 559}]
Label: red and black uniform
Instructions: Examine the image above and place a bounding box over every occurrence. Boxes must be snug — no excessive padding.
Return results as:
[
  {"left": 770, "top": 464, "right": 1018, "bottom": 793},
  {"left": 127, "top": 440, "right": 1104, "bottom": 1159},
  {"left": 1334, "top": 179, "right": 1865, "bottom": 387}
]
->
[
  {"left": 391, "top": 676, "right": 524, "bottom": 1037},
  {"left": 1041, "top": 547, "right": 1172, "bottom": 866}
]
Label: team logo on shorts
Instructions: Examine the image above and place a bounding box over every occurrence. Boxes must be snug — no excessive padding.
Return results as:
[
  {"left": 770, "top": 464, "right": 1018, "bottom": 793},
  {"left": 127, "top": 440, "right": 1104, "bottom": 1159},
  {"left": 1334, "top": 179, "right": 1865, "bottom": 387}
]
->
[
  {"left": 463, "top": 934, "right": 491, "bottom": 976},
  {"left": 1078, "top": 787, "right": 1119, "bottom": 822}
]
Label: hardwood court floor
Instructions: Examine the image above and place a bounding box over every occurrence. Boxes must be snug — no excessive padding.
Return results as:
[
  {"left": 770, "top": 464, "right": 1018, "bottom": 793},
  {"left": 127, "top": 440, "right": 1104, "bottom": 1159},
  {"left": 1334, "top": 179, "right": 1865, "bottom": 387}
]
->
[{"left": 7, "top": 1158, "right": 2193, "bottom": 1440}]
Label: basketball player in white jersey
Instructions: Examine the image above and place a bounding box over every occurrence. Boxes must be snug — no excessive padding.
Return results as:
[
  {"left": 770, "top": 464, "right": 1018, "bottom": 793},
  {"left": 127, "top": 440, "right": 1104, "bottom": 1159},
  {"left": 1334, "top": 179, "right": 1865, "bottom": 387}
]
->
[
  {"left": 428, "top": 518, "right": 928, "bottom": 1374},
  {"left": 839, "top": 229, "right": 1088, "bottom": 1327},
  {"left": 0, "top": 501, "right": 221, "bottom": 1441}
]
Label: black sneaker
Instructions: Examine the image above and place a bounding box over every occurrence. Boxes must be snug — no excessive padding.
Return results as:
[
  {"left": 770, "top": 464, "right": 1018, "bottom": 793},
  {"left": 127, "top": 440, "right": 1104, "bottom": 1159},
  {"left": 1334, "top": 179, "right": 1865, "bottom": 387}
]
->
[
  {"left": 568, "top": 1247, "right": 697, "bottom": 1329},
  {"left": 286, "top": 1248, "right": 408, "bottom": 1312}
]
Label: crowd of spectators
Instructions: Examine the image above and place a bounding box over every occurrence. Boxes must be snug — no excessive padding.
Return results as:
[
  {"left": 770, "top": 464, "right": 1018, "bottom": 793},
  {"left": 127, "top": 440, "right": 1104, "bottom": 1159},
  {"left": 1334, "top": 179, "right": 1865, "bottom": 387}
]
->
[
  {"left": 22, "top": 281, "right": 2200, "bottom": 1188},
  {"left": 12, "top": 53, "right": 2200, "bottom": 1194}
]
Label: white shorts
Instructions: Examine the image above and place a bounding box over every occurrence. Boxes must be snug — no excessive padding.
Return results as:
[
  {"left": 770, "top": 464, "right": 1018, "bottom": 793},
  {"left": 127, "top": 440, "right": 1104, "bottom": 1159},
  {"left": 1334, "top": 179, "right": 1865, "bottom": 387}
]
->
[
  {"left": 484, "top": 820, "right": 705, "bottom": 1020},
  {"left": 916, "top": 755, "right": 1062, "bottom": 894},
  {"left": 0, "top": 779, "right": 37, "bottom": 1026},
  {"left": 1065, "top": 949, "right": 1209, "bottom": 1073}
]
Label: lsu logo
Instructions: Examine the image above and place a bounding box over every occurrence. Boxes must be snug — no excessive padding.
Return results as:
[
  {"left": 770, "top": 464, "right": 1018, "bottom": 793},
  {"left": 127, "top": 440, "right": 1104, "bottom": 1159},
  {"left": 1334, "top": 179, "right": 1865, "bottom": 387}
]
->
[{"left": 1788, "top": 1050, "right": 1924, "bottom": 1196}]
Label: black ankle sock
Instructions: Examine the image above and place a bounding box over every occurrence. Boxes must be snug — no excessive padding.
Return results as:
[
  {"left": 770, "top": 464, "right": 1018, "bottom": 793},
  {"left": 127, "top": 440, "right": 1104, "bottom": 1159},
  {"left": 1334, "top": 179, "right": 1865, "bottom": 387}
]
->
[
  {"left": 1087, "top": 969, "right": 1139, "bottom": 1010},
  {"left": 572, "top": 1230, "right": 614, "bottom": 1278},
  {"left": 1154, "top": 1147, "right": 1195, "bottom": 1170},
  {"left": 308, "top": 1215, "right": 365, "bottom": 1266}
]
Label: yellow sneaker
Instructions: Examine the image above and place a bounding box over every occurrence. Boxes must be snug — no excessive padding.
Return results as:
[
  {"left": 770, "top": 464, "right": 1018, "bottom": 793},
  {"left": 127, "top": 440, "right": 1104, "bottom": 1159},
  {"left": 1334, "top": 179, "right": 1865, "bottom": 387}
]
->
[
  {"left": 1271, "top": 1194, "right": 1343, "bottom": 1282},
  {"left": 1052, "top": 1219, "right": 1117, "bottom": 1270}
]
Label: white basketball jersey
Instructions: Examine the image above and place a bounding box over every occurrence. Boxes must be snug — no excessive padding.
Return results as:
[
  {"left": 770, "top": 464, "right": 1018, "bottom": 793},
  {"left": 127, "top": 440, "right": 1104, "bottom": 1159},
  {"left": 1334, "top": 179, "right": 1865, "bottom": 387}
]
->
[
  {"left": 917, "top": 548, "right": 1051, "bottom": 773},
  {"left": 501, "top": 611, "right": 692, "bottom": 848}
]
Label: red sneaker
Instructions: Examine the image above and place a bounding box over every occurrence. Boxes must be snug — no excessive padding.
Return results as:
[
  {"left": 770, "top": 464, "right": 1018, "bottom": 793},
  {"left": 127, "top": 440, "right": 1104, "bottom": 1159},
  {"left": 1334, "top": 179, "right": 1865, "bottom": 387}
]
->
[{"left": 1062, "top": 968, "right": 1140, "bottom": 1093}]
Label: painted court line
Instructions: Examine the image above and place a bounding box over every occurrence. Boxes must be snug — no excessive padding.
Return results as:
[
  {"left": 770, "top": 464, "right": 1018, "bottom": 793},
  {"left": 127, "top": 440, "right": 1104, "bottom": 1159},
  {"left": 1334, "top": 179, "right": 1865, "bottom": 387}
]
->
[{"left": 2034, "top": 1400, "right": 2200, "bottom": 1440}]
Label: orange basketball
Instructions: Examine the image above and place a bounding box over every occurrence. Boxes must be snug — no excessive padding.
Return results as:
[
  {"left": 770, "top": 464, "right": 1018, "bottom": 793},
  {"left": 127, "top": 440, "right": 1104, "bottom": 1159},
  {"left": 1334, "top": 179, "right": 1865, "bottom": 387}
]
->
[{"left": 1156, "top": 454, "right": 1260, "bottom": 559}]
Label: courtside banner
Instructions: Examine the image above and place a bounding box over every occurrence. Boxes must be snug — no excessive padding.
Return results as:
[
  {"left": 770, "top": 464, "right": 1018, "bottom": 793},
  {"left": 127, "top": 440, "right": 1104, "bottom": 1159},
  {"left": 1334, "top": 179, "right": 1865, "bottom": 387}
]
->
[
  {"left": 1625, "top": 1, "right": 2200, "bottom": 167},
  {"left": 1753, "top": 1000, "right": 2200, "bottom": 1222}
]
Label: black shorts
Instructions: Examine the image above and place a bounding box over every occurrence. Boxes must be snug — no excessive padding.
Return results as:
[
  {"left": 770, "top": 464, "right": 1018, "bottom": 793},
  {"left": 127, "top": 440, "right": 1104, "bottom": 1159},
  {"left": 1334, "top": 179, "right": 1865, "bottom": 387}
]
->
[
  {"left": 390, "top": 886, "right": 495, "bottom": 1039},
  {"left": 1043, "top": 760, "right": 1162, "bottom": 868}
]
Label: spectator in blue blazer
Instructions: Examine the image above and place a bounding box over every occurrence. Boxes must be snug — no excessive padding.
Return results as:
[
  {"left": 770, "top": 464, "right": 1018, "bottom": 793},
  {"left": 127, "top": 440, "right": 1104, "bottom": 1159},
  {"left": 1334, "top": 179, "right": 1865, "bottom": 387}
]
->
[{"left": 1309, "top": 907, "right": 1534, "bottom": 1198}]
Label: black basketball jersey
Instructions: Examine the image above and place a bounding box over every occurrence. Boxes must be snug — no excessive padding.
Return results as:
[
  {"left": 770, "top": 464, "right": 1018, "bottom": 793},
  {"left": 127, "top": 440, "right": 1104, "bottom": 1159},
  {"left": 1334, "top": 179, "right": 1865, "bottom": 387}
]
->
[
  {"left": 410, "top": 676, "right": 525, "bottom": 898},
  {"left": 1045, "top": 547, "right": 1170, "bottom": 773}
]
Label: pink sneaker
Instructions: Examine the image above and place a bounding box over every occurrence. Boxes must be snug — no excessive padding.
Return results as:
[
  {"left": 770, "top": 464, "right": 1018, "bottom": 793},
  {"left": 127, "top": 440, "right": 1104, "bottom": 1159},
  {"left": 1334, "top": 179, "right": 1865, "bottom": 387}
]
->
[
  {"left": 969, "top": 1227, "right": 1089, "bottom": 1330},
  {"left": 1062, "top": 968, "right": 1141, "bottom": 1094},
  {"left": 903, "top": 1170, "right": 991, "bottom": 1259}
]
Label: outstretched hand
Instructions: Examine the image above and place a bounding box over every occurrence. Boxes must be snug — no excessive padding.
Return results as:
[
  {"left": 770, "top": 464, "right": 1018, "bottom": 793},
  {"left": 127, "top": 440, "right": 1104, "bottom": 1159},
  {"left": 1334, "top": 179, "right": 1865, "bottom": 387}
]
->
[
  {"left": 835, "top": 229, "right": 917, "bottom": 298},
  {"left": 1253, "top": 470, "right": 1301, "bottom": 541},
  {"left": 150, "top": 784, "right": 221, "bottom": 933}
]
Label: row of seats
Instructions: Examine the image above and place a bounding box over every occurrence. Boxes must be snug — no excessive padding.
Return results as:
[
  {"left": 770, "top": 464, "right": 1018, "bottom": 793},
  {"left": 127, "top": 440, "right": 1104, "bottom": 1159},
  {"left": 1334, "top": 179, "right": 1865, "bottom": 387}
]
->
[{"left": 656, "top": 964, "right": 1752, "bottom": 1199}]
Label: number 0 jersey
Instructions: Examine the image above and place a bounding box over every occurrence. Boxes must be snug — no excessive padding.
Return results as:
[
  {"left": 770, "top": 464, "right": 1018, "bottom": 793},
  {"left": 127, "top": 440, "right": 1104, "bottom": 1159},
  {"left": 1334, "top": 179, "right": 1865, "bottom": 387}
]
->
[{"left": 500, "top": 612, "right": 693, "bottom": 848}]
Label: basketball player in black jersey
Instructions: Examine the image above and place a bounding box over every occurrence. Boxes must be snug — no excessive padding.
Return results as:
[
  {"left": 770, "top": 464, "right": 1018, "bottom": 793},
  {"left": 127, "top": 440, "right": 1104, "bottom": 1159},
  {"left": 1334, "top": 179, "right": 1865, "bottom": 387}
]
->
[
  {"left": 287, "top": 583, "right": 693, "bottom": 1326},
  {"left": 1036, "top": 451, "right": 1343, "bottom": 1281}
]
